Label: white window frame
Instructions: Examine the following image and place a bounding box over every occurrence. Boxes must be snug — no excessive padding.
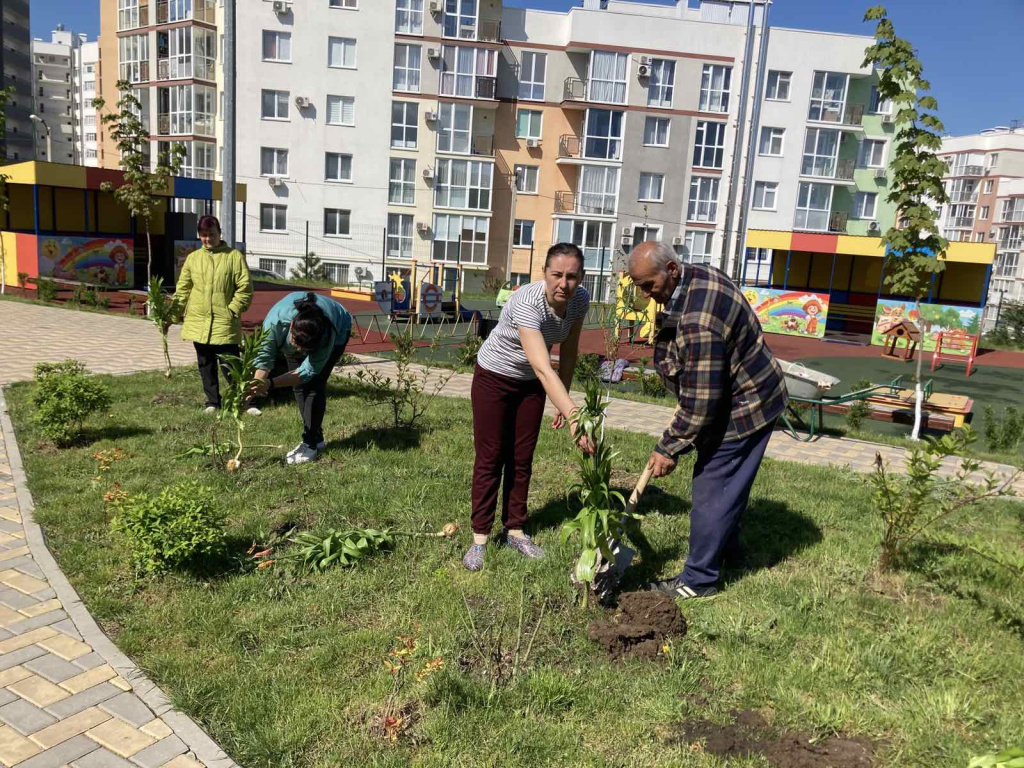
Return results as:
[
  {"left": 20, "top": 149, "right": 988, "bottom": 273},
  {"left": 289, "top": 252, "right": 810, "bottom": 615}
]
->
[
  {"left": 440, "top": 46, "right": 496, "bottom": 99},
  {"left": 988, "top": 153, "right": 999, "bottom": 169},
  {"left": 588, "top": 51, "right": 628, "bottom": 105},
  {"left": 638, "top": 172, "right": 664, "bottom": 203},
  {"left": 980, "top": 206, "right": 990, "bottom": 220},
  {"left": 516, "top": 109, "right": 542, "bottom": 140},
  {"left": 758, "top": 126, "right": 784, "bottom": 157},
  {"left": 643, "top": 116, "right": 669, "bottom": 147},
  {"left": 260, "top": 203, "right": 287, "bottom": 233},
  {"left": 118, "top": 0, "right": 141, "bottom": 30},
  {"left": 519, "top": 52, "right": 546, "bottom": 101},
  {"left": 853, "top": 191, "right": 877, "bottom": 220},
  {"left": 262, "top": 30, "right": 291, "bottom": 63},
  {"left": 432, "top": 214, "right": 489, "bottom": 264},
  {"left": 699, "top": 64, "right": 731, "bottom": 113},
  {"left": 514, "top": 164, "right": 539, "bottom": 194},
  {"left": 647, "top": 58, "right": 675, "bottom": 108},
  {"left": 326, "top": 95, "right": 355, "bottom": 126},
  {"left": 984, "top": 180, "right": 994, "bottom": 194},
  {"left": 553, "top": 220, "right": 613, "bottom": 276},
  {"left": 808, "top": 71, "right": 848, "bottom": 123},
  {"left": 752, "top": 181, "right": 777, "bottom": 211},
  {"left": 583, "top": 108, "right": 623, "bottom": 160},
  {"left": 260, "top": 146, "right": 288, "bottom": 177},
  {"left": 328, "top": 36, "right": 357, "bottom": 69},
  {"left": 443, "top": 0, "right": 477, "bottom": 40},
  {"left": 391, "top": 101, "right": 418, "bottom": 149},
  {"left": 261, "top": 89, "right": 289, "bottom": 120},
  {"left": 395, "top": 0, "right": 424, "bottom": 34},
  {"left": 859, "top": 139, "right": 886, "bottom": 169},
  {"left": 389, "top": 158, "right": 417, "bottom": 205},
  {"left": 387, "top": 213, "right": 414, "bottom": 259},
  {"left": 693, "top": 121, "right": 725, "bottom": 169},
  {"left": 118, "top": 34, "right": 149, "bottom": 83},
  {"left": 578, "top": 166, "right": 619, "bottom": 216},
  {"left": 435, "top": 159, "right": 493, "bottom": 210},
  {"left": 513, "top": 219, "right": 534, "bottom": 248},
  {"left": 683, "top": 231, "right": 713, "bottom": 264},
  {"left": 325, "top": 152, "right": 353, "bottom": 183},
  {"left": 259, "top": 257, "right": 286, "bottom": 277},
  {"left": 795, "top": 181, "right": 834, "bottom": 231},
  {"left": 802, "top": 127, "right": 840, "bottom": 177},
  {"left": 765, "top": 70, "right": 791, "bottom": 101},
  {"left": 868, "top": 85, "right": 891, "bottom": 114},
  {"left": 323, "top": 262, "right": 351, "bottom": 284},
  {"left": 324, "top": 209, "right": 351, "bottom": 237},
  {"left": 688, "top": 176, "right": 720, "bottom": 223},
  {"left": 393, "top": 44, "right": 421, "bottom": 93},
  {"left": 437, "top": 102, "right": 472, "bottom": 154},
  {"left": 330, "top": 0, "right": 358, "bottom": 8}
]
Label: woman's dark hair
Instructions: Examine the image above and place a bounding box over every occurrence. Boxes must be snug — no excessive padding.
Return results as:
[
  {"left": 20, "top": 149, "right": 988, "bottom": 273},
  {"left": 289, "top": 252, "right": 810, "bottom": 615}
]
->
[
  {"left": 197, "top": 215, "right": 221, "bottom": 235},
  {"left": 291, "top": 292, "right": 328, "bottom": 350},
  {"left": 544, "top": 242, "right": 584, "bottom": 271}
]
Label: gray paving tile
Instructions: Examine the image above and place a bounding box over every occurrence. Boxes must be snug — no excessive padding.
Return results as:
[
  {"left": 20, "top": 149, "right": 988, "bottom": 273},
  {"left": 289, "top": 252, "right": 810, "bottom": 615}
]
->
[
  {"left": 0, "top": 687, "right": 18, "bottom": 706},
  {"left": 129, "top": 735, "right": 187, "bottom": 768},
  {"left": 0, "top": 697, "right": 59, "bottom": 735},
  {"left": 45, "top": 682, "right": 121, "bottom": 719},
  {"left": 72, "top": 651, "right": 106, "bottom": 670},
  {"left": 25, "top": 651, "right": 85, "bottom": 683},
  {"left": 7, "top": 608, "right": 68, "bottom": 634},
  {"left": 98, "top": 692, "right": 154, "bottom": 728},
  {"left": 16, "top": 734, "right": 101, "bottom": 768},
  {"left": 71, "top": 748, "right": 135, "bottom": 767},
  {"left": 0, "top": 519, "right": 22, "bottom": 533},
  {"left": 0, "top": 642, "right": 49, "bottom": 670},
  {"left": 32, "top": 587, "right": 57, "bottom": 600},
  {"left": 0, "top": 554, "right": 36, "bottom": 570},
  {"left": 52, "top": 617, "right": 84, "bottom": 641},
  {"left": 0, "top": 585, "right": 40, "bottom": 611},
  {"left": 14, "top": 560, "right": 46, "bottom": 579}
]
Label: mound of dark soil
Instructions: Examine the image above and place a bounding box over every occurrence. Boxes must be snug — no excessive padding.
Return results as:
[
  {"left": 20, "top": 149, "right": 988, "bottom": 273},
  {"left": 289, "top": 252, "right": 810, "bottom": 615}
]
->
[
  {"left": 587, "top": 591, "right": 687, "bottom": 660},
  {"left": 672, "top": 710, "right": 872, "bottom": 767}
]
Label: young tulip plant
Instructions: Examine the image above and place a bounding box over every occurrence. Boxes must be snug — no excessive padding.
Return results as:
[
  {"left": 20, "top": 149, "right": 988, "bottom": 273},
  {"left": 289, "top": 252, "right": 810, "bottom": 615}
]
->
[
  {"left": 219, "top": 326, "right": 275, "bottom": 471},
  {"left": 560, "top": 379, "right": 640, "bottom": 607}
]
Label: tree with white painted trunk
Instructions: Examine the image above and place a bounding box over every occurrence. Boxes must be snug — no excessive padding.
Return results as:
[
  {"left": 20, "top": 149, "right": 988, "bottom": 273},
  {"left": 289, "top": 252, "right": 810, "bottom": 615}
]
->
[{"left": 862, "top": 6, "right": 950, "bottom": 440}]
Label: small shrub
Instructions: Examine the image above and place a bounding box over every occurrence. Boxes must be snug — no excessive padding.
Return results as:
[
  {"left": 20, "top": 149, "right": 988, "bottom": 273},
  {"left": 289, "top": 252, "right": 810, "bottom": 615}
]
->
[
  {"left": 969, "top": 747, "right": 1024, "bottom": 768},
  {"left": 147, "top": 276, "right": 174, "bottom": 377},
  {"left": 110, "top": 481, "right": 225, "bottom": 574},
  {"left": 32, "top": 360, "right": 112, "bottom": 446},
  {"left": 277, "top": 527, "right": 394, "bottom": 574},
  {"left": 983, "top": 405, "right": 1023, "bottom": 454},
  {"left": 482, "top": 275, "right": 503, "bottom": 295},
  {"left": 16, "top": 271, "right": 28, "bottom": 290},
  {"left": 573, "top": 353, "right": 600, "bottom": 385},
  {"left": 845, "top": 378, "right": 873, "bottom": 431},
  {"left": 635, "top": 357, "right": 666, "bottom": 398},
  {"left": 36, "top": 278, "right": 58, "bottom": 302},
  {"left": 454, "top": 334, "right": 482, "bottom": 369}
]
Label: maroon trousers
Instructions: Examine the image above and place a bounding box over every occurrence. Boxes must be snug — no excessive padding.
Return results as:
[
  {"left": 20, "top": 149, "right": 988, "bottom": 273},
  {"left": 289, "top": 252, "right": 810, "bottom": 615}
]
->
[{"left": 470, "top": 364, "right": 547, "bottom": 535}]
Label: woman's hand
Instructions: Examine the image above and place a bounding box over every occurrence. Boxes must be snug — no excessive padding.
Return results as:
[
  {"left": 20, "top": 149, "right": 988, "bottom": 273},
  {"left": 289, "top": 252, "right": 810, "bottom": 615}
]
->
[
  {"left": 552, "top": 412, "right": 566, "bottom": 430},
  {"left": 570, "top": 419, "right": 595, "bottom": 454}
]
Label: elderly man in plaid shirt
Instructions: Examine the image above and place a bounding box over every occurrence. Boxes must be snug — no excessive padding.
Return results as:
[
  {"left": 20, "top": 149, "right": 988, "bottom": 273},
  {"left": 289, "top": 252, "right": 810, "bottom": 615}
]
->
[{"left": 629, "top": 242, "right": 788, "bottom": 599}]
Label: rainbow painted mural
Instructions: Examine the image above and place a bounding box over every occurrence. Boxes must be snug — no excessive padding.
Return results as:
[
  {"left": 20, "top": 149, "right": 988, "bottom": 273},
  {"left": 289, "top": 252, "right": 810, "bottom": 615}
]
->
[
  {"left": 742, "top": 287, "right": 830, "bottom": 339},
  {"left": 38, "top": 236, "right": 134, "bottom": 287}
]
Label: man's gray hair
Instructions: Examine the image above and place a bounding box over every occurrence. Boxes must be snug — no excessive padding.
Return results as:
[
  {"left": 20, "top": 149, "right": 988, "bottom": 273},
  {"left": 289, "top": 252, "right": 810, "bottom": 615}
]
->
[{"left": 629, "top": 241, "right": 680, "bottom": 273}]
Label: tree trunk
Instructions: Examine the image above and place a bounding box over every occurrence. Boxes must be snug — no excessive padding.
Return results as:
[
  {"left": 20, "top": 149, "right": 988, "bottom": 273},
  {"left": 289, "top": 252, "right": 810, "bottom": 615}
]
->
[
  {"left": 0, "top": 235, "right": 6, "bottom": 296},
  {"left": 145, "top": 228, "right": 153, "bottom": 287},
  {"left": 911, "top": 297, "right": 924, "bottom": 441}
]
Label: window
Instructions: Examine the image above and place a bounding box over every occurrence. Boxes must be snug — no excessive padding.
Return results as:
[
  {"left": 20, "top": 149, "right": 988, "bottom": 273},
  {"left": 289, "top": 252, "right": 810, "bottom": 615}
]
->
[
  {"left": 443, "top": 0, "right": 477, "bottom": 39},
  {"left": 395, "top": 0, "right": 423, "bottom": 34},
  {"left": 975, "top": 232, "right": 985, "bottom": 243},
  {"left": 765, "top": 70, "right": 790, "bottom": 101},
  {"left": 325, "top": 152, "right": 353, "bottom": 182},
  {"left": 391, "top": 101, "right": 418, "bottom": 149},
  {"left": 326, "top": 95, "right": 355, "bottom": 126},
  {"left": 752, "top": 181, "right": 777, "bottom": 210},
  {"left": 393, "top": 44, "right": 421, "bottom": 92},
  {"left": 118, "top": 0, "right": 140, "bottom": 30},
  {"left": 516, "top": 109, "right": 542, "bottom": 140},
  {"left": 514, "top": 164, "right": 538, "bottom": 194},
  {"left": 262, "top": 31, "right": 291, "bottom": 62},
  {"left": 854, "top": 191, "right": 877, "bottom": 219},
  {"left": 688, "top": 177, "right": 720, "bottom": 222},
  {"left": 510, "top": 272, "right": 530, "bottom": 286},
  {"left": 513, "top": 219, "right": 534, "bottom": 247},
  {"left": 808, "top": 71, "right": 847, "bottom": 122},
  {"left": 440, "top": 46, "right": 496, "bottom": 98},
  {"left": 432, "top": 215, "right": 489, "bottom": 264},
  {"left": 683, "top": 231, "right": 713, "bottom": 264},
  {"left": 802, "top": 128, "right": 840, "bottom": 176},
  {"left": 579, "top": 166, "right": 619, "bottom": 216},
  {"left": 85, "top": 132, "right": 97, "bottom": 142},
  {"left": 638, "top": 172, "right": 664, "bottom": 202},
  {"left": 868, "top": 85, "right": 891, "bottom": 114},
  {"left": 644, "top": 116, "right": 669, "bottom": 147},
  {"left": 984, "top": 180, "right": 994, "bottom": 194},
  {"left": 988, "top": 153, "right": 999, "bottom": 168},
  {"left": 647, "top": 59, "right": 675, "bottom": 108},
  {"left": 693, "top": 121, "right": 725, "bottom": 168},
  {"left": 435, "top": 159, "right": 492, "bottom": 210},
  {"left": 259, "top": 258, "right": 286, "bottom": 277},
  {"left": 437, "top": 102, "right": 471, "bottom": 153},
  {"left": 980, "top": 206, "right": 990, "bottom": 220},
  {"left": 260, "top": 147, "right": 288, "bottom": 177},
  {"left": 328, "top": 37, "right": 357, "bottom": 68},
  {"left": 260, "top": 204, "right": 287, "bottom": 232},
  {"left": 631, "top": 226, "right": 661, "bottom": 249},
  {"left": 85, "top": 115, "right": 95, "bottom": 127},
  {"left": 758, "top": 127, "right": 784, "bottom": 156},
  {"left": 389, "top": 158, "right": 417, "bottom": 205},
  {"left": 323, "top": 209, "right": 351, "bottom": 236},
  {"left": 589, "top": 51, "right": 628, "bottom": 103},
  {"left": 795, "top": 182, "right": 832, "bottom": 231},
  {"left": 118, "top": 34, "right": 149, "bottom": 82},
  {"left": 519, "top": 52, "right": 546, "bottom": 100},
  {"left": 323, "top": 262, "right": 350, "bottom": 284},
  {"left": 553, "top": 220, "right": 614, "bottom": 282},
  {"left": 387, "top": 213, "right": 413, "bottom": 258},
  {"left": 330, "top": 0, "right": 358, "bottom": 7},
  {"left": 995, "top": 251, "right": 1020, "bottom": 278},
  {"left": 261, "top": 89, "right": 289, "bottom": 120},
  {"left": 584, "top": 109, "right": 623, "bottom": 160},
  {"left": 859, "top": 139, "right": 885, "bottom": 168},
  {"left": 699, "top": 64, "right": 731, "bottom": 113}
]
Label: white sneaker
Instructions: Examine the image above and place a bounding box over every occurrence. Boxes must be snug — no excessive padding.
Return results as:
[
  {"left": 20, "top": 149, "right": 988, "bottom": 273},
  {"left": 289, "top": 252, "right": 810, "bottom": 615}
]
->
[
  {"left": 246, "top": 406, "right": 262, "bottom": 416},
  {"left": 204, "top": 406, "right": 217, "bottom": 415},
  {"left": 286, "top": 441, "right": 325, "bottom": 465},
  {"left": 290, "top": 443, "right": 321, "bottom": 465}
]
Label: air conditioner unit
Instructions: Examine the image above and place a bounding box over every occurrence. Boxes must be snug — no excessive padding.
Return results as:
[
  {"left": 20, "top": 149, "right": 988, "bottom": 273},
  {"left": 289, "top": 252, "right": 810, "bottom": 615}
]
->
[
  {"left": 268, "top": 176, "right": 283, "bottom": 188},
  {"left": 672, "top": 235, "right": 683, "bottom": 246},
  {"left": 639, "top": 56, "right": 652, "bottom": 66},
  {"left": 621, "top": 233, "right": 633, "bottom": 246},
  {"left": 294, "top": 96, "right": 310, "bottom": 109},
  {"left": 990, "top": 229, "right": 997, "bottom": 238},
  {"left": 637, "top": 65, "right": 650, "bottom": 78},
  {"left": 428, "top": 0, "right": 441, "bottom": 12},
  {"left": 416, "top": 222, "right": 430, "bottom": 234},
  {"left": 525, "top": 138, "right": 541, "bottom": 148},
  {"left": 881, "top": 114, "right": 894, "bottom": 124},
  {"left": 868, "top": 221, "right": 880, "bottom": 233},
  {"left": 422, "top": 167, "right": 434, "bottom": 180},
  {"left": 424, "top": 111, "right": 438, "bottom": 122},
  {"left": 272, "top": 1, "right": 288, "bottom": 14},
  {"left": 621, "top": 226, "right": 633, "bottom": 237},
  {"left": 874, "top": 168, "right": 887, "bottom": 179},
  {"left": 427, "top": 47, "right": 440, "bottom": 60}
]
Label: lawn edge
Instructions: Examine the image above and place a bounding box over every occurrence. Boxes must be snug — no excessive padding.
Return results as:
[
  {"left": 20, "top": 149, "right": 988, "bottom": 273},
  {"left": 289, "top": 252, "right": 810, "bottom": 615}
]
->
[{"left": 0, "top": 387, "right": 240, "bottom": 768}]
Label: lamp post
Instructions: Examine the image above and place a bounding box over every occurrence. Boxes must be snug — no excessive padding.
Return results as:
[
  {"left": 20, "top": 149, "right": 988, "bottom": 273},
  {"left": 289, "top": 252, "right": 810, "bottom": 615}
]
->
[{"left": 29, "top": 114, "right": 52, "bottom": 162}]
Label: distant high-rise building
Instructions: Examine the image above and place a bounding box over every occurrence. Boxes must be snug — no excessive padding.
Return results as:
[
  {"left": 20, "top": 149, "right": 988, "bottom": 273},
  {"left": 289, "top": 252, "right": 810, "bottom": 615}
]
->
[
  {"left": 0, "top": 0, "right": 34, "bottom": 161},
  {"left": 31, "top": 26, "right": 82, "bottom": 164},
  {"left": 73, "top": 37, "right": 101, "bottom": 166}
]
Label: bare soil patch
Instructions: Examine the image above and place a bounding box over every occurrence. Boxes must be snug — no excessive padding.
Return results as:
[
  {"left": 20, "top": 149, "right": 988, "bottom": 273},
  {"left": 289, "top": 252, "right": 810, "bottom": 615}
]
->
[{"left": 587, "top": 591, "right": 687, "bottom": 661}]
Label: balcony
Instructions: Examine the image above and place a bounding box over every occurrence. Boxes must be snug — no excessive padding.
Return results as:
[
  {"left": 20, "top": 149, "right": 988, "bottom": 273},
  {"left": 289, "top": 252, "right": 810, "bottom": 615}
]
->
[
  {"left": 156, "top": 0, "right": 214, "bottom": 25},
  {"left": 157, "top": 114, "right": 214, "bottom": 137},
  {"left": 475, "top": 77, "right": 496, "bottom": 100},
  {"left": 999, "top": 239, "right": 1022, "bottom": 252},
  {"left": 471, "top": 134, "right": 493, "bottom": 157},
  {"left": 946, "top": 216, "right": 975, "bottom": 228},
  {"left": 829, "top": 211, "right": 848, "bottom": 233},
  {"left": 157, "top": 57, "right": 215, "bottom": 82},
  {"left": 799, "top": 157, "right": 855, "bottom": 183},
  {"left": 556, "top": 134, "right": 622, "bottom": 165},
  {"left": 949, "top": 189, "right": 979, "bottom": 204},
  {"left": 960, "top": 165, "right": 985, "bottom": 177},
  {"left": 553, "top": 190, "right": 616, "bottom": 218},
  {"left": 794, "top": 211, "right": 848, "bottom": 234},
  {"left": 119, "top": 61, "right": 150, "bottom": 83},
  {"left": 478, "top": 19, "right": 501, "bottom": 42},
  {"left": 808, "top": 103, "right": 865, "bottom": 130}
]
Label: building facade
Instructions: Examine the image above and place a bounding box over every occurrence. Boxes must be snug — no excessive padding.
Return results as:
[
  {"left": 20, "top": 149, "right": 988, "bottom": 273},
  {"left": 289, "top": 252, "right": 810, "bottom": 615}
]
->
[
  {"left": 1, "top": 0, "right": 34, "bottom": 161},
  {"left": 31, "top": 28, "right": 98, "bottom": 165},
  {"left": 72, "top": 39, "right": 100, "bottom": 166}
]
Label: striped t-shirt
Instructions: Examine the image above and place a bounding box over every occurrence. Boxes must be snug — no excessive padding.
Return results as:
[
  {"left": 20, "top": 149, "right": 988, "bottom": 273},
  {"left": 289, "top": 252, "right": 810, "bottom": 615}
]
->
[{"left": 477, "top": 281, "right": 590, "bottom": 380}]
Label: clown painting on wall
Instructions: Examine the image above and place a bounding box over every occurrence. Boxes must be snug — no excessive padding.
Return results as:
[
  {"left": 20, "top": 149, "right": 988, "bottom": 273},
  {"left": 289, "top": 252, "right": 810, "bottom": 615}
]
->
[
  {"left": 741, "top": 287, "right": 831, "bottom": 339},
  {"left": 38, "top": 237, "right": 135, "bottom": 287}
]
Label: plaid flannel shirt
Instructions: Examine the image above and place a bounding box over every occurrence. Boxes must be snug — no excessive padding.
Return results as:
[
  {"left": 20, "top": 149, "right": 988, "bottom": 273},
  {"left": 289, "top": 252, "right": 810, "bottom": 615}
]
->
[{"left": 653, "top": 263, "right": 788, "bottom": 459}]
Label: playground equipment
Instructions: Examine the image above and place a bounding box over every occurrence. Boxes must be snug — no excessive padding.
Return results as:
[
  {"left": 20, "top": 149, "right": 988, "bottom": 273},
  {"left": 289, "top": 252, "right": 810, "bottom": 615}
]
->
[
  {"left": 614, "top": 272, "right": 660, "bottom": 345},
  {"left": 880, "top": 319, "right": 921, "bottom": 362},
  {"left": 931, "top": 331, "right": 979, "bottom": 377}
]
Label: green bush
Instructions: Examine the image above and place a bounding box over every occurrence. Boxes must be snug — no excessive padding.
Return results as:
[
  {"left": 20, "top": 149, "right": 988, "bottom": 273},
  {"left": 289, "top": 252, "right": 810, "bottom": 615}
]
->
[
  {"left": 110, "top": 481, "right": 225, "bottom": 574},
  {"left": 573, "top": 353, "right": 600, "bottom": 385},
  {"left": 32, "top": 360, "right": 112, "bottom": 446},
  {"left": 454, "top": 334, "right": 482, "bottom": 369},
  {"left": 36, "top": 278, "right": 58, "bottom": 302},
  {"left": 636, "top": 357, "right": 666, "bottom": 397},
  {"left": 982, "top": 405, "right": 1023, "bottom": 454},
  {"left": 845, "top": 378, "right": 873, "bottom": 431}
]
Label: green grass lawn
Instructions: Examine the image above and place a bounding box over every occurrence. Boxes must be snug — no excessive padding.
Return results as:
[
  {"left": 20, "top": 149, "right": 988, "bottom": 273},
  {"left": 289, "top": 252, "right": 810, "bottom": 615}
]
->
[{"left": 6, "top": 370, "right": 1024, "bottom": 767}]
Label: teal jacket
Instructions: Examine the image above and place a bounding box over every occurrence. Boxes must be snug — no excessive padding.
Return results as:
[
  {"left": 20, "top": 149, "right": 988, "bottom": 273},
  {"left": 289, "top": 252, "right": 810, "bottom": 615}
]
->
[{"left": 255, "top": 292, "right": 352, "bottom": 383}]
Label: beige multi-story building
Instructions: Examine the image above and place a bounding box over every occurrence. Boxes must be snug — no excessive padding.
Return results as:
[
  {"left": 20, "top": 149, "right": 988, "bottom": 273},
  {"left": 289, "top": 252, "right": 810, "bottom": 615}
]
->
[{"left": 987, "top": 177, "right": 1024, "bottom": 327}]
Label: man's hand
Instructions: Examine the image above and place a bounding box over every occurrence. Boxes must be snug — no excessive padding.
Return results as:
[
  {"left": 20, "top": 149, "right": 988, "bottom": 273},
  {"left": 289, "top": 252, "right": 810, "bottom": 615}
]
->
[
  {"left": 247, "top": 378, "right": 271, "bottom": 398},
  {"left": 647, "top": 450, "right": 677, "bottom": 478}
]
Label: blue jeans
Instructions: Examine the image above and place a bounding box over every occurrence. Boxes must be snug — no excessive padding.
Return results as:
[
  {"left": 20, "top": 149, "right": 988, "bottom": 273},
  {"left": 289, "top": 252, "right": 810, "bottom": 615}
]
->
[{"left": 680, "top": 422, "right": 775, "bottom": 589}]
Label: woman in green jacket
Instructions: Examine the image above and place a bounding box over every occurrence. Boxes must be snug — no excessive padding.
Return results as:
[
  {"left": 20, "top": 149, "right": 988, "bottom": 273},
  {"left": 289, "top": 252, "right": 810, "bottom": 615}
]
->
[{"left": 172, "top": 215, "right": 253, "bottom": 413}]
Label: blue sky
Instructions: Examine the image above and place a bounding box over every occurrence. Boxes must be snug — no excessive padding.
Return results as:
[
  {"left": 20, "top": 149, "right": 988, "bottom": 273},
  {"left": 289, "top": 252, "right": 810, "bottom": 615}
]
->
[{"left": 30, "top": 0, "right": 1023, "bottom": 136}]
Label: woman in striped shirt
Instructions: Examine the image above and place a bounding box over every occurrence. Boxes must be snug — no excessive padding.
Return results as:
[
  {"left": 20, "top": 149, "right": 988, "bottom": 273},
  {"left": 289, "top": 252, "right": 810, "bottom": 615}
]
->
[{"left": 463, "top": 243, "right": 593, "bottom": 571}]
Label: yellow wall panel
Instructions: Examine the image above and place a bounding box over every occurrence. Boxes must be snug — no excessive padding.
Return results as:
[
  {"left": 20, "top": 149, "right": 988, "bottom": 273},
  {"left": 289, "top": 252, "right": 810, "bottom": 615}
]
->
[
  {"left": 836, "top": 235, "right": 886, "bottom": 258},
  {"left": 747, "top": 229, "right": 792, "bottom": 250}
]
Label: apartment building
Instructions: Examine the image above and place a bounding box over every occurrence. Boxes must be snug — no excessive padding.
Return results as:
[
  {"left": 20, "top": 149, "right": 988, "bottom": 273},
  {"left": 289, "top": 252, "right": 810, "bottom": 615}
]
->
[
  {"left": 99, "top": 0, "right": 218, "bottom": 179},
  {"left": 31, "top": 27, "right": 99, "bottom": 165},
  {"left": 986, "top": 177, "right": 1024, "bottom": 327},
  {"left": 73, "top": 39, "right": 100, "bottom": 166},
  {"left": 1, "top": 0, "right": 34, "bottom": 161}
]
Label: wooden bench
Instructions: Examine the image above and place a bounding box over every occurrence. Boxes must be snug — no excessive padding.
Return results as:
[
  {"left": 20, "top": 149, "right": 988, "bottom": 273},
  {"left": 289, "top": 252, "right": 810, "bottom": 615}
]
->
[
  {"left": 827, "top": 302, "right": 876, "bottom": 332},
  {"left": 931, "top": 331, "right": 979, "bottom": 377},
  {"left": 820, "top": 400, "right": 959, "bottom": 432}
]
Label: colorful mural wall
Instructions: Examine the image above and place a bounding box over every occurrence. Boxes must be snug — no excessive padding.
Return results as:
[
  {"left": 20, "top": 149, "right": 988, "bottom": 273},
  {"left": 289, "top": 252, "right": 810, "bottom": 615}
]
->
[
  {"left": 38, "top": 236, "right": 134, "bottom": 287},
  {"left": 742, "top": 287, "right": 830, "bottom": 338},
  {"left": 870, "top": 299, "right": 981, "bottom": 355}
]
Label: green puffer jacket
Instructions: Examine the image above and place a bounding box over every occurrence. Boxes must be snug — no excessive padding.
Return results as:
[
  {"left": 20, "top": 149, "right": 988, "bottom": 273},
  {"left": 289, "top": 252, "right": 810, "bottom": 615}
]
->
[{"left": 174, "top": 243, "right": 253, "bottom": 345}]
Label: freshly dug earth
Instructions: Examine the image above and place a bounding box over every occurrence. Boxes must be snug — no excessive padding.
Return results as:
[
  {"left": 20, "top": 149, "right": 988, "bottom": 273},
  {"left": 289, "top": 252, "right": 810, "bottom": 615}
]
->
[
  {"left": 587, "top": 591, "right": 687, "bottom": 660},
  {"left": 672, "top": 709, "right": 872, "bottom": 767}
]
